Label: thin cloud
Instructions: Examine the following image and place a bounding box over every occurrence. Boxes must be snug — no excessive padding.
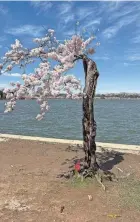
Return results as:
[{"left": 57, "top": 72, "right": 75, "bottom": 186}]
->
[
  {"left": 63, "top": 29, "right": 75, "bottom": 38},
  {"left": 57, "top": 2, "right": 75, "bottom": 33},
  {"left": 62, "top": 19, "right": 100, "bottom": 39},
  {"left": 127, "top": 54, "right": 140, "bottom": 61},
  {"left": 58, "top": 4, "right": 100, "bottom": 38},
  {"left": 105, "top": 1, "right": 123, "bottom": 13},
  {"left": 5, "top": 25, "right": 44, "bottom": 37},
  {"left": 66, "top": 14, "right": 75, "bottom": 23},
  {"left": 31, "top": 1, "right": 53, "bottom": 15},
  {"left": 124, "top": 62, "right": 130, "bottom": 67},
  {"left": 60, "top": 5, "right": 100, "bottom": 37},
  {"left": 101, "top": 2, "right": 140, "bottom": 39},
  {"left": 83, "top": 19, "right": 101, "bottom": 29},
  {"left": 3, "top": 73, "right": 21, "bottom": 77},
  {"left": 75, "top": 5, "right": 100, "bottom": 34},
  {"left": 62, "top": 14, "right": 75, "bottom": 25},
  {"left": 96, "top": 1, "right": 124, "bottom": 17},
  {"left": 117, "top": 14, "right": 139, "bottom": 27},
  {"left": 125, "top": 48, "right": 140, "bottom": 61},
  {"left": 58, "top": 2, "right": 73, "bottom": 16},
  {"left": 0, "top": 4, "right": 8, "bottom": 15},
  {"left": 131, "top": 33, "right": 140, "bottom": 43},
  {"left": 103, "top": 14, "right": 139, "bottom": 39},
  {"left": 94, "top": 56, "right": 110, "bottom": 61},
  {"left": 0, "top": 84, "right": 8, "bottom": 89},
  {"left": 103, "top": 25, "right": 120, "bottom": 39},
  {"left": 0, "top": 36, "right": 6, "bottom": 42},
  {"left": 109, "top": 6, "right": 136, "bottom": 22},
  {"left": 76, "top": 6, "right": 96, "bottom": 21},
  {"left": 106, "top": 2, "right": 136, "bottom": 22},
  {"left": 123, "top": 62, "right": 137, "bottom": 66}
]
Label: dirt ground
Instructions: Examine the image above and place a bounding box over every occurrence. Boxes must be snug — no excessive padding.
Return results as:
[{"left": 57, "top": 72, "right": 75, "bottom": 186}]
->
[{"left": 0, "top": 139, "right": 140, "bottom": 222}]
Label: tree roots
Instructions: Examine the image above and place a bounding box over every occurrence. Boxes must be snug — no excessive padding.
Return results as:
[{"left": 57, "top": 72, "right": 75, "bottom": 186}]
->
[
  {"left": 59, "top": 163, "right": 118, "bottom": 191},
  {"left": 81, "top": 164, "right": 118, "bottom": 191}
]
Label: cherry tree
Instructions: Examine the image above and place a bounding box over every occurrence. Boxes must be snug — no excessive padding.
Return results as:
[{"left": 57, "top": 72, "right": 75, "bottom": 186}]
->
[{"left": 0, "top": 28, "right": 115, "bottom": 184}]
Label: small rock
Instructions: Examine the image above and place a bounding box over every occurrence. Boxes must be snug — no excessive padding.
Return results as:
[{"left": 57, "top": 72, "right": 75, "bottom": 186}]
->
[
  {"left": 60, "top": 206, "right": 65, "bottom": 213},
  {"left": 88, "top": 195, "right": 93, "bottom": 201}
]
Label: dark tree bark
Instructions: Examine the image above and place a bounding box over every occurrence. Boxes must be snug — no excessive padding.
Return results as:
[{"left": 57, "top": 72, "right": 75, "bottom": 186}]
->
[
  {"left": 61, "top": 54, "right": 117, "bottom": 185},
  {"left": 82, "top": 55, "right": 99, "bottom": 170},
  {"left": 0, "top": 90, "right": 3, "bottom": 100}
]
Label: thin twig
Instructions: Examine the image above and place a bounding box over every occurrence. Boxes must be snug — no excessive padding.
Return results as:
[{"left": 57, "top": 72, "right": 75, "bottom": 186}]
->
[
  {"left": 116, "top": 167, "right": 123, "bottom": 173},
  {"left": 95, "top": 174, "right": 106, "bottom": 191}
]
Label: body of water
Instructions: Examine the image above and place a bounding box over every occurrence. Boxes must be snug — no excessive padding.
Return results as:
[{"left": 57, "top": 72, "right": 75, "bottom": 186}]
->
[{"left": 0, "top": 99, "right": 140, "bottom": 145}]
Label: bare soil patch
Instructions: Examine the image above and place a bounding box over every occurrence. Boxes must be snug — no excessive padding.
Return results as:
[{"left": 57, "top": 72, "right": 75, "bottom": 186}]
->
[{"left": 0, "top": 139, "right": 140, "bottom": 221}]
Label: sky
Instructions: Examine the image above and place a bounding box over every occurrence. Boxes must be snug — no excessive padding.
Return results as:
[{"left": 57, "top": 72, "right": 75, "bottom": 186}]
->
[{"left": 0, "top": 1, "right": 140, "bottom": 93}]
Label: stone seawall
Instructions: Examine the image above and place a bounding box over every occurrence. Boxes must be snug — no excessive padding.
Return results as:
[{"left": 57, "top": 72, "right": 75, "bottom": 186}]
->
[{"left": 0, "top": 133, "right": 140, "bottom": 154}]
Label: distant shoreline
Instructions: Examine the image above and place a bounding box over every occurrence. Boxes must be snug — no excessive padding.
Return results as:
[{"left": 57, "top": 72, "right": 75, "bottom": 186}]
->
[
  {"left": 1, "top": 97, "right": 140, "bottom": 101},
  {"left": 1, "top": 92, "right": 140, "bottom": 100},
  {"left": 48, "top": 97, "right": 140, "bottom": 100},
  {"left": 95, "top": 97, "right": 140, "bottom": 100}
]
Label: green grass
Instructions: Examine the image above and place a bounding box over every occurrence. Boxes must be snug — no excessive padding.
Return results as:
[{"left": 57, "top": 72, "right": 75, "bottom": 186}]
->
[
  {"left": 119, "top": 176, "right": 140, "bottom": 209},
  {"left": 69, "top": 175, "right": 95, "bottom": 188}
]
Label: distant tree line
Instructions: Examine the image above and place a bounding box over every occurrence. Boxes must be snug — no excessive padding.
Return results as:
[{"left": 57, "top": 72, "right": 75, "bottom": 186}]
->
[
  {"left": 1, "top": 90, "right": 140, "bottom": 100},
  {"left": 49, "top": 92, "right": 140, "bottom": 99},
  {"left": 95, "top": 93, "right": 140, "bottom": 99}
]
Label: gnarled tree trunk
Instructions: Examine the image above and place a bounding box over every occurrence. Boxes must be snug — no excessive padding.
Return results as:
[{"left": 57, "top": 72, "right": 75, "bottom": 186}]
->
[{"left": 82, "top": 56, "right": 99, "bottom": 170}]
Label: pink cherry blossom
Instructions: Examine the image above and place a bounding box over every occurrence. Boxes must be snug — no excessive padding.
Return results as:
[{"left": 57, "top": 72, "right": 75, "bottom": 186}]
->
[{"left": 0, "top": 28, "right": 95, "bottom": 119}]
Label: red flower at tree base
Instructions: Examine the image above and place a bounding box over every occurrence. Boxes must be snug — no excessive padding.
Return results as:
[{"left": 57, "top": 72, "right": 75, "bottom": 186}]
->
[{"left": 74, "top": 161, "right": 81, "bottom": 172}]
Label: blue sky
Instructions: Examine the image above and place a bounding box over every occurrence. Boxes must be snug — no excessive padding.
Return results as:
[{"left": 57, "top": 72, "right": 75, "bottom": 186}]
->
[{"left": 0, "top": 1, "right": 140, "bottom": 93}]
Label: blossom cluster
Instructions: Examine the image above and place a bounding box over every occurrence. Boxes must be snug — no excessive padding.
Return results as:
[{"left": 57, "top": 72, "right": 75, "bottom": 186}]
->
[{"left": 0, "top": 29, "right": 95, "bottom": 120}]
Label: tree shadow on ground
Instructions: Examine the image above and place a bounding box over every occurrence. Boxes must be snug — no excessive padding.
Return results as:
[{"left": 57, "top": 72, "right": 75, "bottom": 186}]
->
[
  {"left": 58, "top": 145, "right": 124, "bottom": 178},
  {"left": 97, "top": 149, "right": 124, "bottom": 171}
]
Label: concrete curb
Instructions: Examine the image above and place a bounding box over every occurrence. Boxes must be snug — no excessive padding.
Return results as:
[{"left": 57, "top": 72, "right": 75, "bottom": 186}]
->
[
  {"left": 0, "top": 133, "right": 140, "bottom": 154},
  {"left": 0, "top": 138, "right": 8, "bottom": 142}
]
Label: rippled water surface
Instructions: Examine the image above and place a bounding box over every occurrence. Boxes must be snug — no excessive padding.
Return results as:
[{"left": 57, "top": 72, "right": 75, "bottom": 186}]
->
[{"left": 0, "top": 99, "right": 140, "bottom": 145}]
